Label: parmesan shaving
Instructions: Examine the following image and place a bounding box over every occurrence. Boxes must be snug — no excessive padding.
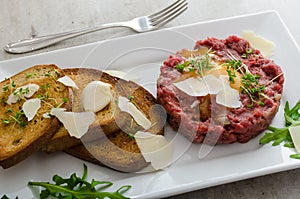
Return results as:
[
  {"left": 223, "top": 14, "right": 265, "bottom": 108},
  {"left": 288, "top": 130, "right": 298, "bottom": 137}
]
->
[
  {"left": 202, "top": 74, "right": 223, "bottom": 94},
  {"left": 57, "top": 75, "right": 79, "bottom": 89},
  {"left": 103, "top": 70, "right": 139, "bottom": 81},
  {"left": 118, "top": 96, "right": 152, "bottom": 129},
  {"left": 173, "top": 75, "right": 242, "bottom": 108},
  {"left": 7, "top": 84, "right": 39, "bottom": 105},
  {"left": 242, "top": 30, "right": 275, "bottom": 57},
  {"left": 135, "top": 131, "right": 173, "bottom": 170},
  {"left": 289, "top": 125, "right": 300, "bottom": 153},
  {"left": 103, "top": 70, "right": 127, "bottom": 79},
  {"left": 173, "top": 77, "right": 209, "bottom": 96},
  {"left": 216, "top": 86, "right": 242, "bottom": 108},
  {"left": 50, "top": 108, "right": 96, "bottom": 138},
  {"left": 22, "top": 98, "right": 41, "bottom": 121}
]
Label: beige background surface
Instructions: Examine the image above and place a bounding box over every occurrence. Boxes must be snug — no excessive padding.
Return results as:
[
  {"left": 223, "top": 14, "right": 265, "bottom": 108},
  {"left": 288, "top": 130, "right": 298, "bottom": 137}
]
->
[{"left": 1, "top": 0, "right": 300, "bottom": 198}]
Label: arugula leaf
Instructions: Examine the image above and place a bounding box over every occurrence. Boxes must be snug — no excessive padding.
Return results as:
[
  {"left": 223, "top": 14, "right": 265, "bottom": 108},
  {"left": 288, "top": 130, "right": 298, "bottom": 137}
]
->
[
  {"left": 284, "top": 100, "right": 300, "bottom": 126},
  {"left": 28, "top": 164, "right": 131, "bottom": 199},
  {"left": 290, "top": 154, "right": 300, "bottom": 159},
  {"left": 259, "top": 100, "right": 300, "bottom": 158},
  {"left": 0, "top": 195, "right": 18, "bottom": 199}
]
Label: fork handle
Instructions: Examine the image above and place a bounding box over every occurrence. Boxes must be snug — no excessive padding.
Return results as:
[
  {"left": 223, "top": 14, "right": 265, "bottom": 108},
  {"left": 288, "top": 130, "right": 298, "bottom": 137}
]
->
[{"left": 3, "top": 22, "right": 126, "bottom": 54}]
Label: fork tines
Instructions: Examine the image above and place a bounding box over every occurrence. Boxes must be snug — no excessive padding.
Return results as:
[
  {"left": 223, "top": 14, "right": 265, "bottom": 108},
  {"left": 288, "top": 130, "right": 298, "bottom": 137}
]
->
[{"left": 149, "top": 0, "right": 188, "bottom": 27}]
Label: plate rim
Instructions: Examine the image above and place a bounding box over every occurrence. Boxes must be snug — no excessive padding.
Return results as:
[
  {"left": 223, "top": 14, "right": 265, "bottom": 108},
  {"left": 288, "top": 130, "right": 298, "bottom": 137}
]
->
[{"left": 1, "top": 10, "right": 300, "bottom": 199}]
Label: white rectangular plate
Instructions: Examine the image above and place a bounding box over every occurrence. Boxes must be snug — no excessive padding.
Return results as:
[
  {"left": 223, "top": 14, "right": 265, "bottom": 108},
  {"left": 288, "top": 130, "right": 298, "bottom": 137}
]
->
[{"left": 1, "top": 11, "right": 300, "bottom": 199}]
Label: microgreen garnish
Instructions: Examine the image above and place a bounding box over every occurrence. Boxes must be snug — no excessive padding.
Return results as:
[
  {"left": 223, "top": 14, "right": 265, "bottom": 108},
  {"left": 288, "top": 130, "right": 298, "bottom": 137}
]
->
[
  {"left": 175, "top": 52, "right": 215, "bottom": 75},
  {"left": 2, "top": 79, "right": 17, "bottom": 92},
  {"left": 44, "top": 70, "right": 51, "bottom": 77},
  {"left": 2, "top": 119, "right": 10, "bottom": 124},
  {"left": 225, "top": 57, "right": 266, "bottom": 106},
  {"left": 240, "top": 73, "right": 265, "bottom": 106},
  {"left": 63, "top": 97, "right": 69, "bottom": 103},
  {"left": 11, "top": 81, "right": 16, "bottom": 88},
  {"left": 128, "top": 95, "right": 134, "bottom": 101},
  {"left": 56, "top": 97, "right": 69, "bottom": 108},
  {"left": 13, "top": 87, "right": 30, "bottom": 96},
  {"left": 225, "top": 59, "right": 242, "bottom": 70},
  {"left": 241, "top": 47, "right": 253, "bottom": 59},
  {"left": 3, "top": 109, "right": 28, "bottom": 127},
  {"left": 175, "top": 62, "right": 187, "bottom": 71},
  {"left": 41, "top": 83, "right": 51, "bottom": 91},
  {"left": 2, "top": 85, "right": 9, "bottom": 92},
  {"left": 28, "top": 164, "right": 131, "bottom": 199},
  {"left": 128, "top": 133, "right": 135, "bottom": 140},
  {"left": 55, "top": 70, "right": 61, "bottom": 78},
  {"left": 0, "top": 97, "right": 7, "bottom": 105},
  {"left": 25, "top": 73, "right": 32, "bottom": 78},
  {"left": 259, "top": 100, "right": 300, "bottom": 159},
  {"left": 38, "top": 83, "right": 51, "bottom": 101},
  {"left": 226, "top": 69, "right": 236, "bottom": 83},
  {"left": 193, "top": 53, "right": 213, "bottom": 75}
]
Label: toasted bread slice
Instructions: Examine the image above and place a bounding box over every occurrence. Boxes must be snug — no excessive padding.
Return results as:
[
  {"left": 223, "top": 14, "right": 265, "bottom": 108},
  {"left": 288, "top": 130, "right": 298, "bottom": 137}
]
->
[
  {"left": 0, "top": 64, "right": 71, "bottom": 169},
  {"left": 43, "top": 68, "right": 125, "bottom": 153},
  {"left": 65, "top": 131, "right": 147, "bottom": 172},
  {"left": 65, "top": 76, "right": 166, "bottom": 172}
]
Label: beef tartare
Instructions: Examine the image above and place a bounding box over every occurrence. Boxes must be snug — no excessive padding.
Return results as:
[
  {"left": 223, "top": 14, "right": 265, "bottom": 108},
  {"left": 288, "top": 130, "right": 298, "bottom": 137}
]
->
[{"left": 157, "top": 36, "right": 284, "bottom": 144}]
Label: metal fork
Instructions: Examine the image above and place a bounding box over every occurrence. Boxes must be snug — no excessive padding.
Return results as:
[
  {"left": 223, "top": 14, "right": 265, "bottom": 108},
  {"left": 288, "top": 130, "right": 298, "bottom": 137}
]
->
[{"left": 4, "top": 0, "right": 188, "bottom": 54}]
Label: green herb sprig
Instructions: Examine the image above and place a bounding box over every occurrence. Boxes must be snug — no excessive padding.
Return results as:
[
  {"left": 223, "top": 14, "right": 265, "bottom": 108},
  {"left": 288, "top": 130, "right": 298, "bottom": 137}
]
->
[
  {"left": 241, "top": 73, "right": 266, "bottom": 106},
  {"left": 259, "top": 100, "right": 300, "bottom": 159},
  {"left": 226, "top": 59, "right": 266, "bottom": 107},
  {"left": 2, "top": 79, "right": 16, "bottom": 92},
  {"left": 28, "top": 164, "right": 131, "bottom": 199},
  {"left": 226, "top": 69, "right": 237, "bottom": 83},
  {"left": 175, "top": 52, "right": 214, "bottom": 75},
  {"left": 2, "top": 109, "right": 28, "bottom": 127},
  {"left": 241, "top": 47, "right": 253, "bottom": 59}
]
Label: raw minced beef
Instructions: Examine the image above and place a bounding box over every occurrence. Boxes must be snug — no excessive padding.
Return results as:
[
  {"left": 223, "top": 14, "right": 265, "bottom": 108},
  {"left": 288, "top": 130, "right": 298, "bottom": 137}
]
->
[{"left": 157, "top": 36, "right": 284, "bottom": 144}]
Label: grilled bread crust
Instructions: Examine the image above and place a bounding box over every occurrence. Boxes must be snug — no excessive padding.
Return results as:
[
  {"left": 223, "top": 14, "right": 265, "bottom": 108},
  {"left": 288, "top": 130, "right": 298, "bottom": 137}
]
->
[
  {"left": 42, "top": 68, "right": 123, "bottom": 152},
  {"left": 61, "top": 68, "right": 166, "bottom": 172},
  {"left": 0, "top": 64, "right": 71, "bottom": 169}
]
